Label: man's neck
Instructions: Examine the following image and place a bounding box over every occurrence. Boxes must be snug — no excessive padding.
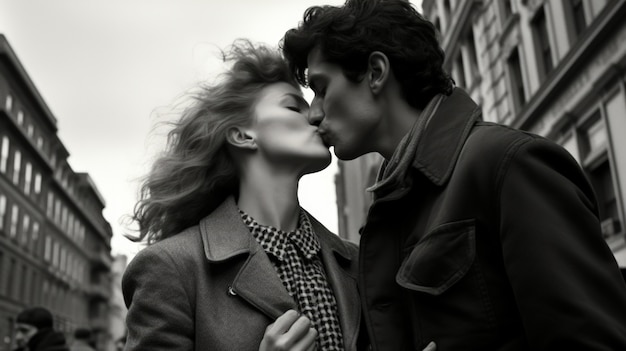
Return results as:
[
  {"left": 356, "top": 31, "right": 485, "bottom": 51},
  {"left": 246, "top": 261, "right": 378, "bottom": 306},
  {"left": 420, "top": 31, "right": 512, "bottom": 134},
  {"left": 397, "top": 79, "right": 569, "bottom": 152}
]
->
[{"left": 379, "top": 103, "right": 423, "bottom": 160}]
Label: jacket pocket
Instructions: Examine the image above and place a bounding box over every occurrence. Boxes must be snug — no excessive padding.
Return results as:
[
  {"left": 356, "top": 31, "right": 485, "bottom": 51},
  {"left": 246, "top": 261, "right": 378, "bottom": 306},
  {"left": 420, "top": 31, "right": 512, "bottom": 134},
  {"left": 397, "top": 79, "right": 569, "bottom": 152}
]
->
[{"left": 396, "top": 219, "right": 476, "bottom": 295}]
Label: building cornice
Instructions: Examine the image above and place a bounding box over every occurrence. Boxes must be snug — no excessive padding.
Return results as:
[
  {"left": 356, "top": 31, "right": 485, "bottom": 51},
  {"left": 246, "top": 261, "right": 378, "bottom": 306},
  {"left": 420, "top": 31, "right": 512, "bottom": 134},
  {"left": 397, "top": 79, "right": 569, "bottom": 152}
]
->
[
  {"left": 0, "top": 34, "right": 58, "bottom": 130},
  {"left": 513, "top": 0, "right": 626, "bottom": 130}
]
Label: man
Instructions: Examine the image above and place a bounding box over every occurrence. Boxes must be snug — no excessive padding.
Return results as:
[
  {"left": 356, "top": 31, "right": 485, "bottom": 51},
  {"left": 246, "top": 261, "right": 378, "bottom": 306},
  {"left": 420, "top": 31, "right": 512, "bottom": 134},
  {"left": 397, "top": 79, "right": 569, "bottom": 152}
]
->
[
  {"left": 14, "top": 307, "right": 69, "bottom": 351},
  {"left": 69, "top": 328, "right": 95, "bottom": 351},
  {"left": 282, "top": 0, "right": 626, "bottom": 350}
]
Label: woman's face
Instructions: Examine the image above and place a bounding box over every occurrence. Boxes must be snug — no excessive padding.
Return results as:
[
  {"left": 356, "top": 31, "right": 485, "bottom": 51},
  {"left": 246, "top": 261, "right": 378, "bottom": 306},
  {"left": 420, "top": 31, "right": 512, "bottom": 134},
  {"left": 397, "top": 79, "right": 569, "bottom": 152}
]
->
[{"left": 250, "top": 82, "right": 331, "bottom": 175}]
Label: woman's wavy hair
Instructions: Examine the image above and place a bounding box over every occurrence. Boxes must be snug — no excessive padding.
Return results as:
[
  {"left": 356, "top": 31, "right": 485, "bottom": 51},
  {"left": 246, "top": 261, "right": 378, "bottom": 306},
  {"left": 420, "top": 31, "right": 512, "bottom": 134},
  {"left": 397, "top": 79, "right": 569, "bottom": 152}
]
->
[
  {"left": 129, "top": 40, "right": 299, "bottom": 244},
  {"left": 281, "top": 0, "right": 453, "bottom": 110}
]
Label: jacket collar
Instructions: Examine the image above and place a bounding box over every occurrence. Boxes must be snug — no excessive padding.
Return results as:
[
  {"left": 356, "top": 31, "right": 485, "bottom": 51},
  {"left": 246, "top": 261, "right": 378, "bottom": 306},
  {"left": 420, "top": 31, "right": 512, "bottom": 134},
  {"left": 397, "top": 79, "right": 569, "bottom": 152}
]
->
[
  {"left": 412, "top": 87, "right": 480, "bottom": 186},
  {"left": 200, "top": 196, "right": 258, "bottom": 262},
  {"left": 200, "top": 196, "right": 353, "bottom": 263}
]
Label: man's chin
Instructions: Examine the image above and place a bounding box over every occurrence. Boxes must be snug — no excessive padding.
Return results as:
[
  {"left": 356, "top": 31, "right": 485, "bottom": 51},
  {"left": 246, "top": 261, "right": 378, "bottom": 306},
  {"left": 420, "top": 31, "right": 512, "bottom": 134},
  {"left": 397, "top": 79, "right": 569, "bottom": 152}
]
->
[{"left": 332, "top": 146, "right": 360, "bottom": 161}]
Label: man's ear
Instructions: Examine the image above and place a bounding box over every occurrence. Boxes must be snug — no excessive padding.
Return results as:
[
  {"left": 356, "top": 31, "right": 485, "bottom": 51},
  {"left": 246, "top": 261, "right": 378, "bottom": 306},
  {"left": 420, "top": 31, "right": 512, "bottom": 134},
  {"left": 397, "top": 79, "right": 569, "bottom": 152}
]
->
[
  {"left": 226, "top": 127, "right": 257, "bottom": 150},
  {"left": 367, "top": 51, "right": 390, "bottom": 94}
]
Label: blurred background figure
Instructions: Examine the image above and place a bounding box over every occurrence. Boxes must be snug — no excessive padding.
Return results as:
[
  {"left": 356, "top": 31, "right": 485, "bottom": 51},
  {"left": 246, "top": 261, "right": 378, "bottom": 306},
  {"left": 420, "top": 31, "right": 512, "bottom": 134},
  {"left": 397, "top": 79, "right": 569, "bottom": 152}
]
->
[
  {"left": 69, "top": 329, "right": 95, "bottom": 351},
  {"left": 13, "top": 307, "right": 69, "bottom": 351}
]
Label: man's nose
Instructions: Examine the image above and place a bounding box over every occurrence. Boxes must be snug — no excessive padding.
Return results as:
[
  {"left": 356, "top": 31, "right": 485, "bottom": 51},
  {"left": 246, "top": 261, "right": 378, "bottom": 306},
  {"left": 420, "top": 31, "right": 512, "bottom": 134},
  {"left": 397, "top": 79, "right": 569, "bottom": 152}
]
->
[{"left": 308, "top": 101, "right": 324, "bottom": 126}]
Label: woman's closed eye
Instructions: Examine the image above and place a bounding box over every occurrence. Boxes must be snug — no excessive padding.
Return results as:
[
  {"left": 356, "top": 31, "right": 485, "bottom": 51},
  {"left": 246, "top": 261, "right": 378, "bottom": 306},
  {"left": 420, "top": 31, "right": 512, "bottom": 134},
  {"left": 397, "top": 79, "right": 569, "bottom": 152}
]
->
[{"left": 287, "top": 106, "right": 302, "bottom": 112}]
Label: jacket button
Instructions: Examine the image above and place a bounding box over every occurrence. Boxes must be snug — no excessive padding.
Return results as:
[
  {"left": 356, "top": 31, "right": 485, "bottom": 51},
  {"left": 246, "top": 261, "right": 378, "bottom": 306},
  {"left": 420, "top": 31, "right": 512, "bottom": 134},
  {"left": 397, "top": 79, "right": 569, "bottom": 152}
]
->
[{"left": 227, "top": 286, "right": 237, "bottom": 296}]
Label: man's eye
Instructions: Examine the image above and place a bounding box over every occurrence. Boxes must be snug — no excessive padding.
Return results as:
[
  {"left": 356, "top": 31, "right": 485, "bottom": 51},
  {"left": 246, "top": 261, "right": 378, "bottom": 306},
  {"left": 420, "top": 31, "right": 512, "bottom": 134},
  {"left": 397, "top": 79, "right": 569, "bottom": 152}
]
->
[{"left": 287, "top": 106, "right": 301, "bottom": 112}]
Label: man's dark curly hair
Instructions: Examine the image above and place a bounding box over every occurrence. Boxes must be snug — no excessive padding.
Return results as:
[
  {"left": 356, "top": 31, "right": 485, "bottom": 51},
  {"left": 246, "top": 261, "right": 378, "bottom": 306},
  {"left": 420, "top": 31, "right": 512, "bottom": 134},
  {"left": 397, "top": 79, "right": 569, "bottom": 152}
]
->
[{"left": 281, "top": 0, "right": 453, "bottom": 110}]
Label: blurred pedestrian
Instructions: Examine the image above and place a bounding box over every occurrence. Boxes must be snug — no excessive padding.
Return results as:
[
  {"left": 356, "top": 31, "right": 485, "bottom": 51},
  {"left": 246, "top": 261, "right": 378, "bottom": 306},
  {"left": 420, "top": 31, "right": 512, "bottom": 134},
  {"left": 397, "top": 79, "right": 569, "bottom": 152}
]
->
[
  {"left": 69, "top": 328, "right": 95, "bottom": 351},
  {"left": 13, "top": 307, "right": 69, "bottom": 351}
]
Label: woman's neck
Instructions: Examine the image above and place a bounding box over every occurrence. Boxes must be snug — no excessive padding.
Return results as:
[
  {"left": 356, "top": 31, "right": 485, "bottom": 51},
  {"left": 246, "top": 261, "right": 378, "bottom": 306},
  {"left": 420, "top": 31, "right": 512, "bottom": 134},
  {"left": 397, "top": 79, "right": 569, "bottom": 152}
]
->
[{"left": 237, "top": 170, "right": 301, "bottom": 232}]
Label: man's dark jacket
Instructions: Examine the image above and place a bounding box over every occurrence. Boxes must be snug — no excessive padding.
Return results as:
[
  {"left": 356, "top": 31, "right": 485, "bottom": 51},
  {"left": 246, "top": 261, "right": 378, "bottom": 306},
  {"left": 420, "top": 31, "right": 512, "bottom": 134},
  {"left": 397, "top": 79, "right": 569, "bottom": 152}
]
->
[
  {"left": 23, "top": 328, "right": 69, "bottom": 351},
  {"left": 359, "top": 88, "right": 626, "bottom": 350}
]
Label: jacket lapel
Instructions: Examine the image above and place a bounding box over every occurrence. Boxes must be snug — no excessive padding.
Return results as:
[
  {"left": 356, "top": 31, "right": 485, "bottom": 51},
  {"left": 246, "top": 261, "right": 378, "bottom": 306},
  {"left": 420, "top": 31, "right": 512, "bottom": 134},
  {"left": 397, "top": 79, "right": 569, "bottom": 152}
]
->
[
  {"left": 200, "top": 197, "right": 296, "bottom": 320},
  {"left": 308, "top": 214, "right": 361, "bottom": 349}
]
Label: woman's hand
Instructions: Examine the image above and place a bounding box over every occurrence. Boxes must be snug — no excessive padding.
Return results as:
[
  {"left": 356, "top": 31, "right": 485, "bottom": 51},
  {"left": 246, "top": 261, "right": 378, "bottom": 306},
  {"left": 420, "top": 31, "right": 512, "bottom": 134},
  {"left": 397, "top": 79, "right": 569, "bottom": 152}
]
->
[
  {"left": 423, "top": 341, "right": 437, "bottom": 350},
  {"left": 260, "top": 310, "right": 317, "bottom": 351}
]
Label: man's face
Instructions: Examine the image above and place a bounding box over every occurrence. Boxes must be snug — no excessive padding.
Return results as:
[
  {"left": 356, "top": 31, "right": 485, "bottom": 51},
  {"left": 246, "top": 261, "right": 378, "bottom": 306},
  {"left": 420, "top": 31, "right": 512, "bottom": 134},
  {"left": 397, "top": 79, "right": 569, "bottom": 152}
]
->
[
  {"left": 306, "top": 46, "right": 381, "bottom": 160},
  {"left": 15, "top": 323, "right": 37, "bottom": 348}
]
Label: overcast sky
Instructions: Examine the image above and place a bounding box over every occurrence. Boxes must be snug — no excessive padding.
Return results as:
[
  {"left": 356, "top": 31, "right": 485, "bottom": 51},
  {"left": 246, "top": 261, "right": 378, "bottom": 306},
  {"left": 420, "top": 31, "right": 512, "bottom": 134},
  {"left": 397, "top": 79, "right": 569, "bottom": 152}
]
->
[{"left": 0, "top": 0, "right": 422, "bottom": 261}]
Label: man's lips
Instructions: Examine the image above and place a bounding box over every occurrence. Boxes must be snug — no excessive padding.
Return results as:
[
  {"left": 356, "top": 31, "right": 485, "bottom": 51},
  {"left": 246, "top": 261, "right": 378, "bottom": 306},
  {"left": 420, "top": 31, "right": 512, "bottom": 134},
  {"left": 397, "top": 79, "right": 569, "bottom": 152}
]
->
[{"left": 317, "top": 129, "right": 332, "bottom": 147}]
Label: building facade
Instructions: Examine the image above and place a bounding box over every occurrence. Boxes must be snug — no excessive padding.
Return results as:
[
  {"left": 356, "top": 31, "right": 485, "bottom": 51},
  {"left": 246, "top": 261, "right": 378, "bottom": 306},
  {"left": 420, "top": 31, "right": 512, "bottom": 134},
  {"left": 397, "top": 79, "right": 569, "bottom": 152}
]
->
[
  {"left": 334, "top": 0, "right": 626, "bottom": 267},
  {"left": 0, "top": 34, "right": 115, "bottom": 351}
]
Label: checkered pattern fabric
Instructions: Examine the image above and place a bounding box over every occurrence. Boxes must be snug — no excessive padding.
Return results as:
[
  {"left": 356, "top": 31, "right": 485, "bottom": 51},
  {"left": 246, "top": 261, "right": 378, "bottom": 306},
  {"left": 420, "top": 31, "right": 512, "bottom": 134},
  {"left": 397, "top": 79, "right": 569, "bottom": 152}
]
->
[{"left": 240, "top": 209, "right": 345, "bottom": 350}]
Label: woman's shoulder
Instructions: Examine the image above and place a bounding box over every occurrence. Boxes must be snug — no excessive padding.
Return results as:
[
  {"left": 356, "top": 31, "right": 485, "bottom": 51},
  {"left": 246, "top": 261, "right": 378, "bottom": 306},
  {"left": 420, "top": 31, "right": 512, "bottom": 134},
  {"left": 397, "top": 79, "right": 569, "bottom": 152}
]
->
[{"left": 129, "top": 224, "right": 204, "bottom": 269}]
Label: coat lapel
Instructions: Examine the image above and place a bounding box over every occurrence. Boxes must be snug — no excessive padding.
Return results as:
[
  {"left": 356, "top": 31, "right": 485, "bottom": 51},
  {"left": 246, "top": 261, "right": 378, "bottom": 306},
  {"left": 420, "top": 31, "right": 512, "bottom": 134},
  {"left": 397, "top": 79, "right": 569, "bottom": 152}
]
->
[
  {"left": 199, "top": 198, "right": 360, "bottom": 346},
  {"left": 199, "top": 197, "right": 296, "bottom": 320}
]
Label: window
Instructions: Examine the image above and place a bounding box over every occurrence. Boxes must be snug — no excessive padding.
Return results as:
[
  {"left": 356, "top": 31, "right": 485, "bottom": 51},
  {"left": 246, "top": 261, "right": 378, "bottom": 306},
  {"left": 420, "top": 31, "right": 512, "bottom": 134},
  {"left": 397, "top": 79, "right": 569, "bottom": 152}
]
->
[
  {"left": 465, "top": 29, "right": 480, "bottom": 83},
  {"left": 44, "top": 235, "right": 52, "bottom": 262},
  {"left": 443, "top": 0, "right": 452, "bottom": 23},
  {"left": 42, "top": 279, "right": 49, "bottom": 305},
  {"left": 60, "top": 247, "right": 66, "bottom": 274},
  {"left": 20, "top": 264, "right": 27, "bottom": 301},
  {"left": 10, "top": 205, "right": 19, "bottom": 238},
  {"left": 61, "top": 206, "right": 67, "bottom": 231},
  {"left": 9, "top": 258, "right": 17, "bottom": 298},
  {"left": 0, "top": 251, "right": 3, "bottom": 294},
  {"left": 507, "top": 47, "right": 526, "bottom": 111},
  {"left": 17, "top": 111, "right": 24, "bottom": 126},
  {"left": 5, "top": 95, "right": 12, "bottom": 110},
  {"left": 578, "top": 113, "right": 620, "bottom": 237},
  {"left": 47, "top": 192, "right": 53, "bottom": 217},
  {"left": 27, "top": 124, "right": 34, "bottom": 138},
  {"left": 455, "top": 55, "right": 466, "bottom": 88},
  {"left": 54, "top": 199, "right": 61, "bottom": 223},
  {"left": 37, "top": 136, "right": 43, "bottom": 149},
  {"left": 0, "top": 194, "right": 6, "bottom": 231},
  {"left": 0, "top": 136, "right": 8, "bottom": 173},
  {"left": 12, "top": 150, "right": 21, "bottom": 185},
  {"left": 502, "top": 0, "right": 513, "bottom": 19},
  {"left": 53, "top": 241, "right": 59, "bottom": 268},
  {"left": 570, "top": 0, "right": 587, "bottom": 37},
  {"left": 21, "top": 214, "right": 30, "bottom": 246},
  {"left": 24, "top": 162, "right": 32, "bottom": 195},
  {"left": 31, "top": 222, "right": 40, "bottom": 253},
  {"left": 532, "top": 7, "right": 554, "bottom": 79},
  {"left": 68, "top": 214, "right": 74, "bottom": 239},
  {"left": 34, "top": 173, "right": 42, "bottom": 194},
  {"left": 30, "top": 272, "right": 38, "bottom": 304},
  {"left": 434, "top": 18, "right": 441, "bottom": 35}
]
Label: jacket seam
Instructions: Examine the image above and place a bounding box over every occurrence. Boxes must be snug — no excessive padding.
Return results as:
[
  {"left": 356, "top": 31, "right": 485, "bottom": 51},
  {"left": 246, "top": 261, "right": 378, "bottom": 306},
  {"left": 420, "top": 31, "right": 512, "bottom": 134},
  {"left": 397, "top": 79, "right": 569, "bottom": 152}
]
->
[{"left": 494, "top": 136, "right": 535, "bottom": 236}]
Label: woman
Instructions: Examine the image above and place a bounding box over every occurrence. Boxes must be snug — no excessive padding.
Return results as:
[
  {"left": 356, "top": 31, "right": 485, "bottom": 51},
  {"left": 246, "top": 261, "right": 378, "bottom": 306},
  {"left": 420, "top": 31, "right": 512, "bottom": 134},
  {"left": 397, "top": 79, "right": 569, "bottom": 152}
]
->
[{"left": 122, "top": 40, "right": 361, "bottom": 351}]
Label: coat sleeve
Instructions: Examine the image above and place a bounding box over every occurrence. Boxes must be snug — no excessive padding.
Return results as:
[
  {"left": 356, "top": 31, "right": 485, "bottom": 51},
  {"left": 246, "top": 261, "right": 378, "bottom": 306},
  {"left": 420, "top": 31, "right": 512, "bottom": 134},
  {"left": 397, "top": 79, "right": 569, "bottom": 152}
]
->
[
  {"left": 497, "top": 136, "right": 626, "bottom": 350},
  {"left": 122, "top": 245, "right": 195, "bottom": 351}
]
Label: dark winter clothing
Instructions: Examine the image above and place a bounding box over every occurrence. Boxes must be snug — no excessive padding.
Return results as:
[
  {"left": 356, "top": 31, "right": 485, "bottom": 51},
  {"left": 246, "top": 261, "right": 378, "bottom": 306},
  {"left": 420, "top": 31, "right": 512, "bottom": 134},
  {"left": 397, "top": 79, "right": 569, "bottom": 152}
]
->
[{"left": 359, "top": 88, "right": 626, "bottom": 350}]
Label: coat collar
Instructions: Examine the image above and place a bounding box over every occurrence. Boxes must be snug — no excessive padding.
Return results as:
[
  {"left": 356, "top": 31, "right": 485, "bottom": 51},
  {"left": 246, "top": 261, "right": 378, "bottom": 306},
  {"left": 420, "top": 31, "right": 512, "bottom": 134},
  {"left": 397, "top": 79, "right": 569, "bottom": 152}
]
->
[
  {"left": 200, "top": 196, "right": 353, "bottom": 263},
  {"left": 412, "top": 87, "right": 480, "bottom": 186},
  {"left": 198, "top": 196, "right": 358, "bottom": 341}
]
